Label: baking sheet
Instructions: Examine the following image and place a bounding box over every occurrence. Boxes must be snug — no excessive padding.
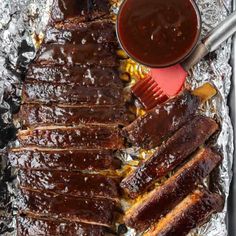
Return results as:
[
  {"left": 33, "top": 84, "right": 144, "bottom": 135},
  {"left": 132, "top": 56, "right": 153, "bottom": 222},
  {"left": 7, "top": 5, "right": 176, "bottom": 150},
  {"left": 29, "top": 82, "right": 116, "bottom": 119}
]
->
[
  {"left": 0, "top": 0, "right": 235, "bottom": 235},
  {"left": 228, "top": 0, "right": 236, "bottom": 234}
]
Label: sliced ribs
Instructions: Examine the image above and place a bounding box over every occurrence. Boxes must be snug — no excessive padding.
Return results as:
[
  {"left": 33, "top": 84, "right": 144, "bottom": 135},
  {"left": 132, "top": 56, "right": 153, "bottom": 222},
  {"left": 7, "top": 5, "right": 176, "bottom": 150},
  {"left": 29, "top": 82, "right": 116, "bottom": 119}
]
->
[
  {"left": 143, "top": 189, "right": 224, "bottom": 236},
  {"left": 122, "top": 90, "right": 201, "bottom": 149},
  {"left": 18, "top": 189, "right": 118, "bottom": 227},
  {"left": 17, "top": 216, "right": 109, "bottom": 236},
  {"left": 121, "top": 116, "right": 219, "bottom": 198},
  {"left": 8, "top": 149, "right": 121, "bottom": 171},
  {"left": 124, "top": 148, "right": 222, "bottom": 231},
  {"left": 19, "top": 169, "right": 120, "bottom": 200},
  {"left": 17, "top": 125, "right": 124, "bottom": 149}
]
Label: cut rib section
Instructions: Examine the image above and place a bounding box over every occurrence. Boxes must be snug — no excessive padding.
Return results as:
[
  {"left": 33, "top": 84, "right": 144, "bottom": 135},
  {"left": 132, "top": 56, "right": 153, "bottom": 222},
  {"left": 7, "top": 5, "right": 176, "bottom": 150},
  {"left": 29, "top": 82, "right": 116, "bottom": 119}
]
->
[
  {"left": 17, "top": 216, "right": 108, "bottom": 236},
  {"left": 124, "top": 147, "right": 222, "bottom": 231},
  {"left": 18, "top": 189, "right": 118, "bottom": 227},
  {"left": 26, "top": 65, "right": 122, "bottom": 86},
  {"left": 122, "top": 90, "right": 200, "bottom": 149},
  {"left": 44, "top": 20, "right": 116, "bottom": 44},
  {"left": 19, "top": 169, "right": 120, "bottom": 199},
  {"left": 19, "top": 104, "right": 129, "bottom": 127},
  {"left": 35, "top": 43, "right": 119, "bottom": 67},
  {"left": 121, "top": 116, "right": 219, "bottom": 198},
  {"left": 143, "top": 189, "right": 224, "bottom": 236},
  {"left": 17, "top": 126, "right": 124, "bottom": 149},
  {"left": 9, "top": 149, "right": 121, "bottom": 171},
  {"left": 22, "top": 82, "right": 124, "bottom": 105},
  {"left": 51, "top": 0, "right": 111, "bottom": 25}
]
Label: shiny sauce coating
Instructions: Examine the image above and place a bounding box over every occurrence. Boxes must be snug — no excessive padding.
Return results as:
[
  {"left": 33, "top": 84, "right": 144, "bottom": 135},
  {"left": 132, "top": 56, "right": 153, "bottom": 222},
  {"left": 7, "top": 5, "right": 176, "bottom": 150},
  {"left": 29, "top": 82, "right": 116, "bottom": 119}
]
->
[{"left": 117, "top": 0, "right": 200, "bottom": 67}]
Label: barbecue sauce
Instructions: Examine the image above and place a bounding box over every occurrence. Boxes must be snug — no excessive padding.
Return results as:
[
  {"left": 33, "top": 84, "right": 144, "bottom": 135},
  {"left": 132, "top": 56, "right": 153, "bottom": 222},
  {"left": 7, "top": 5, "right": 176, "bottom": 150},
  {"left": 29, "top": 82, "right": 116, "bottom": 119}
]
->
[{"left": 117, "top": 0, "right": 200, "bottom": 67}]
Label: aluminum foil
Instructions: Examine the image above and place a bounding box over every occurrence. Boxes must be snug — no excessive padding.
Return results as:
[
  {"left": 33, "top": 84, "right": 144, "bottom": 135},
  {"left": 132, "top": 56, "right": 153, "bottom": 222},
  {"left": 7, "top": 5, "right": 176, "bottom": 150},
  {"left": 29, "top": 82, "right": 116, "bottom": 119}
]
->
[{"left": 0, "top": 0, "right": 234, "bottom": 235}]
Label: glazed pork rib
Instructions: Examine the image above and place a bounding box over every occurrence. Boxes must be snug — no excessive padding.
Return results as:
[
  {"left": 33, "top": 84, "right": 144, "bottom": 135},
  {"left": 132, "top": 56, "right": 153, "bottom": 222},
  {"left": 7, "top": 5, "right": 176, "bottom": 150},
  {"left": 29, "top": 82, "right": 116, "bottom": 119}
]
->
[
  {"left": 122, "top": 90, "right": 201, "bottom": 149},
  {"left": 44, "top": 20, "right": 117, "bottom": 44},
  {"left": 26, "top": 65, "right": 123, "bottom": 86},
  {"left": 124, "top": 147, "right": 222, "bottom": 231},
  {"left": 19, "top": 104, "right": 129, "bottom": 127},
  {"left": 35, "top": 43, "right": 119, "bottom": 67},
  {"left": 51, "top": 0, "right": 111, "bottom": 26},
  {"left": 19, "top": 189, "right": 118, "bottom": 227},
  {"left": 17, "top": 125, "right": 124, "bottom": 149},
  {"left": 8, "top": 149, "right": 121, "bottom": 171},
  {"left": 121, "top": 115, "right": 219, "bottom": 198},
  {"left": 17, "top": 216, "right": 109, "bottom": 236},
  {"left": 22, "top": 82, "right": 124, "bottom": 105},
  {"left": 19, "top": 169, "right": 120, "bottom": 199},
  {"left": 143, "top": 189, "right": 224, "bottom": 236}
]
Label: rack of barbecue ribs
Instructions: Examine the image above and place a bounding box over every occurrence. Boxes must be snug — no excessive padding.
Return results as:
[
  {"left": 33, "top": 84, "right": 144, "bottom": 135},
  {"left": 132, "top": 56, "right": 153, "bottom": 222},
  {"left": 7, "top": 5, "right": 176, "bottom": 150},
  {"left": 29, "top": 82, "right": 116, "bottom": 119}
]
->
[
  {"left": 9, "top": 0, "right": 129, "bottom": 235},
  {"left": 8, "top": 0, "right": 224, "bottom": 235}
]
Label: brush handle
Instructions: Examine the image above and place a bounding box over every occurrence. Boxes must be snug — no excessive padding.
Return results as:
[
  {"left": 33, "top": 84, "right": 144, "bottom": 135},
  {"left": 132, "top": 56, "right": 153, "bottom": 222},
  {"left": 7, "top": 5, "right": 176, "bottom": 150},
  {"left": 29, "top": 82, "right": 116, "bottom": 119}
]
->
[{"left": 182, "top": 10, "right": 236, "bottom": 71}]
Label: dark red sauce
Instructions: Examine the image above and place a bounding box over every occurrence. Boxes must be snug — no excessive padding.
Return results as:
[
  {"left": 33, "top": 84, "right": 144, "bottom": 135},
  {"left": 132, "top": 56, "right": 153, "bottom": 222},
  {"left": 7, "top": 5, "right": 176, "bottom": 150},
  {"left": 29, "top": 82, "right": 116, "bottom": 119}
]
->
[{"left": 117, "top": 0, "right": 201, "bottom": 67}]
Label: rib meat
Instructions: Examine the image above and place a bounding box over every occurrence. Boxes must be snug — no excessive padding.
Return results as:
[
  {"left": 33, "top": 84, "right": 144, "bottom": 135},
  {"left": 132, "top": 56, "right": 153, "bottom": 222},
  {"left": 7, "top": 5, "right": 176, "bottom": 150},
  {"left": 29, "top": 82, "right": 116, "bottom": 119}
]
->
[
  {"left": 17, "top": 216, "right": 108, "bottom": 236},
  {"left": 26, "top": 65, "right": 122, "bottom": 86},
  {"left": 8, "top": 149, "right": 121, "bottom": 171},
  {"left": 18, "top": 189, "right": 118, "bottom": 227},
  {"left": 22, "top": 82, "right": 124, "bottom": 105},
  {"left": 121, "top": 116, "right": 219, "bottom": 198},
  {"left": 19, "top": 169, "right": 120, "bottom": 199},
  {"left": 19, "top": 104, "right": 129, "bottom": 127},
  {"left": 35, "top": 43, "right": 119, "bottom": 67},
  {"left": 124, "top": 148, "right": 222, "bottom": 231},
  {"left": 17, "top": 125, "right": 124, "bottom": 149},
  {"left": 51, "top": 0, "right": 111, "bottom": 26},
  {"left": 44, "top": 20, "right": 116, "bottom": 44},
  {"left": 143, "top": 189, "right": 224, "bottom": 236},
  {"left": 122, "top": 90, "right": 200, "bottom": 149}
]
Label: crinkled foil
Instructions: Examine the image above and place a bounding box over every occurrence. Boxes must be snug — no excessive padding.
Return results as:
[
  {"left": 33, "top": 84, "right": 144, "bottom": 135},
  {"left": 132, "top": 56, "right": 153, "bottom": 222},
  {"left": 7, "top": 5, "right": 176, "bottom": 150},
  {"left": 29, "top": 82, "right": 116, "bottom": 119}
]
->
[{"left": 0, "top": 0, "right": 234, "bottom": 235}]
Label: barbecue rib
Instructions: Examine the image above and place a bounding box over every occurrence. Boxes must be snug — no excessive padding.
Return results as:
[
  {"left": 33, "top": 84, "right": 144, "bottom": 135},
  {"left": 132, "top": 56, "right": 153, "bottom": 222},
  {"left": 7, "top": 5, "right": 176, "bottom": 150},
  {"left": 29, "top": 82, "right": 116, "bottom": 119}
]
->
[
  {"left": 18, "top": 126, "right": 124, "bottom": 149},
  {"left": 122, "top": 90, "right": 201, "bottom": 149},
  {"left": 26, "top": 65, "right": 122, "bottom": 86},
  {"left": 124, "top": 147, "right": 222, "bottom": 231},
  {"left": 19, "top": 104, "right": 129, "bottom": 127},
  {"left": 51, "top": 0, "right": 111, "bottom": 26},
  {"left": 8, "top": 149, "right": 121, "bottom": 171},
  {"left": 19, "top": 189, "right": 118, "bottom": 227},
  {"left": 143, "top": 189, "right": 224, "bottom": 236},
  {"left": 19, "top": 169, "right": 120, "bottom": 199},
  {"left": 17, "top": 216, "right": 109, "bottom": 236},
  {"left": 44, "top": 20, "right": 117, "bottom": 44},
  {"left": 35, "top": 43, "right": 119, "bottom": 67},
  {"left": 22, "top": 82, "right": 124, "bottom": 105},
  {"left": 121, "top": 116, "right": 219, "bottom": 198}
]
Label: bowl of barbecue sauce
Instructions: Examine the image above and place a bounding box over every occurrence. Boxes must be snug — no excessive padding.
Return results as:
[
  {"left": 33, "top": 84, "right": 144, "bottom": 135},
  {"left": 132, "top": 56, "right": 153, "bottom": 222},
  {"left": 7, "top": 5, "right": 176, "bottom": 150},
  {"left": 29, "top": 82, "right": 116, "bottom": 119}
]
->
[{"left": 116, "top": 0, "right": 201, "bottom": 68}]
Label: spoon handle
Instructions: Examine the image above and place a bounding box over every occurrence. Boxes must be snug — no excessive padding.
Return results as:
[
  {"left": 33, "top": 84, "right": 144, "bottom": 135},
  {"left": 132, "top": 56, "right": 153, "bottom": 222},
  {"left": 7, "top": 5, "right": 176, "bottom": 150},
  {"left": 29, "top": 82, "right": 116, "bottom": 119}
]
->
[{"left": 182, "top": 11, "right": 236, "bottom": 71}]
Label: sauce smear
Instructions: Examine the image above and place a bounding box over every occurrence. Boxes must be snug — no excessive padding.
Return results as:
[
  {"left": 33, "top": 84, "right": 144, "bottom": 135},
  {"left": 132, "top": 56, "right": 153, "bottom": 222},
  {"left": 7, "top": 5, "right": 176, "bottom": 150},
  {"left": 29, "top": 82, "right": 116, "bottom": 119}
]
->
[{"left": 117, "top": 0, "right": 200, "bottom": 67}]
